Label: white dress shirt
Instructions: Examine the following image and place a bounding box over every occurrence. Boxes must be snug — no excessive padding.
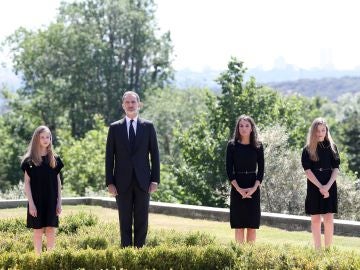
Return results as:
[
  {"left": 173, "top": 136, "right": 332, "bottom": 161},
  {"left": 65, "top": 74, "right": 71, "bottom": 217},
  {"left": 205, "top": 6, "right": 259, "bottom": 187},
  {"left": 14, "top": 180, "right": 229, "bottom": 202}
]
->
[{"left": 125, "top": 115, "right": 138, "bottom": 139}]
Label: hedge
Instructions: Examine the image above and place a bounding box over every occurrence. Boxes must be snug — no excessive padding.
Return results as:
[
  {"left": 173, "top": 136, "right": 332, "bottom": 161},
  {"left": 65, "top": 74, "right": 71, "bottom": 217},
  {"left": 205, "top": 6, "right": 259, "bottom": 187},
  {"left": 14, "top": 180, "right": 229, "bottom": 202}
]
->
[{"left": 1, "top": 244, "right": 360, "bottom": 270}]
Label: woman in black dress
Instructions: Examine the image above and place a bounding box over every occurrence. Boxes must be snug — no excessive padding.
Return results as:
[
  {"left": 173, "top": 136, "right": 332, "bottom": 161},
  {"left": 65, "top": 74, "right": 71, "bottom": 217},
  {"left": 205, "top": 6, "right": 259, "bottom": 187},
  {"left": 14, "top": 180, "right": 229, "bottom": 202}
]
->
[
  {"left": 226, "top": 115, "right": 264, "bottom": 243},
  {"left": 21, "top": 126, "right": 63, "bottom": 255},
  {"left": 301, "top": 118, "right": 340, "bottom": 249}
]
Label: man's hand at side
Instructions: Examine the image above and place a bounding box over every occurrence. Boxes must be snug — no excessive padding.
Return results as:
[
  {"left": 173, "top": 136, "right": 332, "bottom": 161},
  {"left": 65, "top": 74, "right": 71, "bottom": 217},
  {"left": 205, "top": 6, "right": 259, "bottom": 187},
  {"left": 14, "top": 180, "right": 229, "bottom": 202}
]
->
[
  {"left": 108, "top": 184, "right": 118, "bottom": 196},
  {"left": 149, "top": 182, "right": 158, "bottom": 193}
]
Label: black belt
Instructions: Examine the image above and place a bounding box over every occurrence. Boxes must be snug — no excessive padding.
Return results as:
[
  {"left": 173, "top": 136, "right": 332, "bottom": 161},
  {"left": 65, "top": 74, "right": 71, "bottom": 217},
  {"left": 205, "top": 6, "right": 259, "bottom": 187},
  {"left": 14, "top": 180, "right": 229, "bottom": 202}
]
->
[
  {"left": 314, "top": 168, "right": 332, "bottom": 171},
  {"left": 235, "top": 171, "right": 256, "bottom": 174}
]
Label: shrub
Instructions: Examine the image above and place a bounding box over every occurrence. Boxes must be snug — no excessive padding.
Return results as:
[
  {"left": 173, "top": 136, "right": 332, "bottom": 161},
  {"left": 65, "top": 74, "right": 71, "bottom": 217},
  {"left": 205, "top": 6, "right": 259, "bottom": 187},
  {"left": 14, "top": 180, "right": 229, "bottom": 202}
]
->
[
  {"left": 0, "top": 181, "right": 25, "bottom": 199},
  {"left": 1, "top": 244, "right": 359, "bottom": 270},
  {"left": 78, "top": 236, "right": 108, "bottom": 250},
  {"left": 261, "top": 125, "right": 306, "bottom": 215},
  {"left": 146, "top": 229, "right": 215, "bottom": 247},
  {"left": 0, "top": 217, "right": 27, "bottom": 233},
  {"left": 58, "top": 211, "right": 98, "bottom": 234}
]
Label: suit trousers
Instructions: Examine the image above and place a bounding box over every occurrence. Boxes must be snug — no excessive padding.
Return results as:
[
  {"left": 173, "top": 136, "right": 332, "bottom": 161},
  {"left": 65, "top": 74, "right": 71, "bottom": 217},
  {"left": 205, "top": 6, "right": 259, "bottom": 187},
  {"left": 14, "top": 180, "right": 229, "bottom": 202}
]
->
[{"left": 115, "top": 172, "right": 150, "bottom": 248}]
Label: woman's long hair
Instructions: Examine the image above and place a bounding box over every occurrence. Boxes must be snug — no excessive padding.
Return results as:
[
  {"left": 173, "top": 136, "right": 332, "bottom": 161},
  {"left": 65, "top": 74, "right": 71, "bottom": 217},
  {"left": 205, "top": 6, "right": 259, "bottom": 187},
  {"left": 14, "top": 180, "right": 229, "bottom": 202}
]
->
[
  {"left": 232, "top": 115, "right": 261, "bottom": 148},
  {"left": 305, "top": 117, "right": 337, "bottom": 161},
  {"left": 21, "top": 126, "right": 57, "bottom": 168}
]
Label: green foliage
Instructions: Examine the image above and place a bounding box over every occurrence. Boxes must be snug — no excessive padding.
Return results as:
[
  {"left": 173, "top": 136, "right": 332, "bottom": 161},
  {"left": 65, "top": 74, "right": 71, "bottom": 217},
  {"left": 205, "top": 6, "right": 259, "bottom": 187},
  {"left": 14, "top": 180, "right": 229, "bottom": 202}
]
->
[
  {"left": 147, "top": 229, "right": 215, "bottom": 247},
  {"left": 0, "top": 181, "right": 25, "bottom": 200},
  {"left": 142, "top": 87, "right": 209, "bottom": 161},
  {"left": 142, "top": 87, "right": 216, "bottom": 205},
  {"left": 0, "top": 245, "right": 236, "bottom": 270},
  {"left": 1, "top": 208, "right": 360, "bottom": 269},
  {"left": 336, "top": 173, "right": 360, "bottom": 221},
  {"left": 0, "top": 213, "right": 217, "bottom": 255},
  {"left": 232, "top": 243, "right": 360, "bottom": 270},
  {"left": 5, "top": 0, "right": 173, "bottom": 137},
  {"left": 278, "top": 94, "right": 325, "bottom": 147},
  {"left": 261, "top": 125, "right": 306, "bottom": 214},
  {"left": 58, "top": 211, "right": 98, "bottom": 234},
  {"left": 57, "top": 115, "right": 107, "bottom": 195},
  {"left": 0, "top": 217, "right": 27, "bottom": 233},
  {"left": 1, "top": 242, "right": 360, "bottom": 269},
  {"left": 77, "top": 236, "right": 108, "bottom": 250},
  {"left": 0, "top": 89, "right": 43, "bottom": 190},
  {"left": 337, "top": 93, "right": 360, "bottom": 174},
  {"left": 174, "top": 111, "right": 230, "bottom": 206},
  {"left": 173, "top": 58, "right": 323, "bottom": 207},
  {"left": 150, "top": 164, "right": 194, "bottom": 204}
]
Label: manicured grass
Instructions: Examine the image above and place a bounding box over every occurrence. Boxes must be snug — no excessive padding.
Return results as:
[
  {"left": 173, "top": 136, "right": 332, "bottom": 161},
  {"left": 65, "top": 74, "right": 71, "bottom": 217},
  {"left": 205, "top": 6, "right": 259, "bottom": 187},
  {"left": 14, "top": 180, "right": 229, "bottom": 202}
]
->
[{"left": 1, "top": 205, "right": 359, "bottom": 251}]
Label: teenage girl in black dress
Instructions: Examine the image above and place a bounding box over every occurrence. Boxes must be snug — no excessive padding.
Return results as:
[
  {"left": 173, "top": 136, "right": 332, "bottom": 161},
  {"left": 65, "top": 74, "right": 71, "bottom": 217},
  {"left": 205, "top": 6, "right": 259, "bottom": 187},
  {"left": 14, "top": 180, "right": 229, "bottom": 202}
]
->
[
  {"left": 301, "top": 118, "right": 340, "bottom": 249},
  {"left": 21, "top": 126, "right": 63, "bottom": 255}
]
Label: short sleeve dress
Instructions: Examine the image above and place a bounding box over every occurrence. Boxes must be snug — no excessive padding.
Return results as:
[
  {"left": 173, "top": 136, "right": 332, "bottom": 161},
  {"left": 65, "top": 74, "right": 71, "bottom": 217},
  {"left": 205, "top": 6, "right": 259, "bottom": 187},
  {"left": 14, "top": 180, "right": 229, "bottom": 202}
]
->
[
  {"left": 301, "top": 141, "right": 340, "bottom": 215},
  {"left": 226, "top": 141, "right": 264, "bottom": 229},
  {"left": 21, "top": 156, "right": 64, "bottom": 229}
]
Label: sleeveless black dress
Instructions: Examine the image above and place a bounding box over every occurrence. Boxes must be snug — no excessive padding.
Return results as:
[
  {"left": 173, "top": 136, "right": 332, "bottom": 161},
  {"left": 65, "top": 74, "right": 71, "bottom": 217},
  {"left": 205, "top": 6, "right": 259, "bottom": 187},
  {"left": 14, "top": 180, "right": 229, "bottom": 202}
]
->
[
  {"left": 226, "top": 141, "right": 264, "bottom": 228},
  {"left": 21, "top": 156, "right": 64, "bottom": 229},
  {"left": 301, "top": 141, "right": 340, "bottom": 215}
]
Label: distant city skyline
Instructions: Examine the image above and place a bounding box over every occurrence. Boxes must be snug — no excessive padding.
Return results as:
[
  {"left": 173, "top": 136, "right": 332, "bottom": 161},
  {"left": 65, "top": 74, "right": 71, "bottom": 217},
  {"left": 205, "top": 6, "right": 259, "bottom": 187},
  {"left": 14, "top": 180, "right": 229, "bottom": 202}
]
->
[{"left": 1, "top": 0, "right": 360, "bottom": 72}]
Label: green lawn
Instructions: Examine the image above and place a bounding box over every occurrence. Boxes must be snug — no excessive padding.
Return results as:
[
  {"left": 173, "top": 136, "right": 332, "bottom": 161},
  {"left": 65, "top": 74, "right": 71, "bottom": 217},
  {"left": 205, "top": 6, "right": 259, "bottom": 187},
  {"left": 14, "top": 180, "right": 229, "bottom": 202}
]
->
[{"left": 1, "top": 205, "right": 359, "bottom": 251}]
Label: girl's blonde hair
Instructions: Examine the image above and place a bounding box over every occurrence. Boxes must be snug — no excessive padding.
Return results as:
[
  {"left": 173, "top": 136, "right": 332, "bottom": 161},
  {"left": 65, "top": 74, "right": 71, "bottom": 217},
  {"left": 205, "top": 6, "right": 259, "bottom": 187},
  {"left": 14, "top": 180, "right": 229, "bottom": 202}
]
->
[
  {"left": 21, "top": 126, "right": 57, "bottom": 168},
  {"left": 305, "top": 117, "right": 337, "bottom": 161}
]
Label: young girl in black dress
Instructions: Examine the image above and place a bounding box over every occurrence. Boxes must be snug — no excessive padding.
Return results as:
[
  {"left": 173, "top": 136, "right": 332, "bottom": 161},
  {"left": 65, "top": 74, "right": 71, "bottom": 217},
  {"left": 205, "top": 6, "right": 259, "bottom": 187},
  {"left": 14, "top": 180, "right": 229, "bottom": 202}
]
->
[
  {"left": 21, "top": 126, "right": 64, "bottom": 255},
  {"left": 301, "top": 118, "right": 340, "bottom": 249},
  {"left": 226, "top": 115, "right": 264, "bottom": 243}
]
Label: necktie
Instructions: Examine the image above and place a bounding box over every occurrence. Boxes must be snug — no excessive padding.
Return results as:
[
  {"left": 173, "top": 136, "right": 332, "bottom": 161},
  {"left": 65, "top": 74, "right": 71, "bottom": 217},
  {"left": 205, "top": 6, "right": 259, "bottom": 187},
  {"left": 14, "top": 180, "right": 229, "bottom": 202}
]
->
[{"left": 129, "top": 119, "right": 136, "bottom": 150}]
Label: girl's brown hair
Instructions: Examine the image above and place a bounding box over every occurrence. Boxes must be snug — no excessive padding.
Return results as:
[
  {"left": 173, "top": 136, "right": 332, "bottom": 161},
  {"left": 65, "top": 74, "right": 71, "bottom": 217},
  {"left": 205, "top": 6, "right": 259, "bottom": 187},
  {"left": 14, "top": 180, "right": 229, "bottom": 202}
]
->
[
  {"left": 232, "top": 115, "right": 261, "bottom": 148},
  {"left": 21, "top": 126, "right": 57, "bottom": 168},
  {"left": 305, "top": 117, "right": 337, "bottom": 161}
]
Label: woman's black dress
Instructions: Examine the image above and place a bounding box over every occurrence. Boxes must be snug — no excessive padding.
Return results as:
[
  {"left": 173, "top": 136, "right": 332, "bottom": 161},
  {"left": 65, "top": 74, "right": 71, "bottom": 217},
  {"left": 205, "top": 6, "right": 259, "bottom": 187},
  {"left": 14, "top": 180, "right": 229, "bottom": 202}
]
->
[
  {"left": 21, "top": 156, "right": 64, "bottom": 229},
  {"left": 301, "top": 141, "right": 340, "bottom": 215},
  {"left": 226, "top": 141, "right": 264, "bottom": 229}
]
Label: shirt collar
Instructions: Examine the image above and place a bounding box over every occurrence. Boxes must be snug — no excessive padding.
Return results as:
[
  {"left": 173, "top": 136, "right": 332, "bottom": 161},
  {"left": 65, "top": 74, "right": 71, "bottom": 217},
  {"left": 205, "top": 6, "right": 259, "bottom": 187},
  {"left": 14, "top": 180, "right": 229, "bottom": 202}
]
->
[{"left": 125, "top": 115, "right": 138, "bottom": 124}]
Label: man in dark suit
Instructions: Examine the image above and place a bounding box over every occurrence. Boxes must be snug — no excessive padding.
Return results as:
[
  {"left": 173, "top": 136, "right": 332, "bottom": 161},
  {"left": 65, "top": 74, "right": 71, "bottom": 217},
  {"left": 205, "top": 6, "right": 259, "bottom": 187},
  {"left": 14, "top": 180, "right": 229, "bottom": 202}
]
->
[{"left": 106, "top": 91, "right": 160, "bottom": 248}]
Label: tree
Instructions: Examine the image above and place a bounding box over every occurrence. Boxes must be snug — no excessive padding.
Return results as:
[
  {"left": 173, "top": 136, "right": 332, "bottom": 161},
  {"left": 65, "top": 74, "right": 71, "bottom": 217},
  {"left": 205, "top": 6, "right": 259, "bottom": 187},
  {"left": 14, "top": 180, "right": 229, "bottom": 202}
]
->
[
  {"left": 6, "top": 0, "right": 173, "bottom": 137},
  {"left": 338, "top": 93, "right": 360, "bottom": 174},
  {"left": 141, "top": 87, "right": 209, "bottom": 161},
  {"left": 173, "top": 58, "right": 323, "bottom": 207},
  {"left": 0, "top": 89, "right": 43, "bottom": 190},
  {"left": 260, "top": 125, "right": 305, "bottom": 214},
  {"left": 174, "top": 109, "right": 230, "bottom": 206},
  {"left": 57, "top": 115, "right": 107, "bottom": 195}
]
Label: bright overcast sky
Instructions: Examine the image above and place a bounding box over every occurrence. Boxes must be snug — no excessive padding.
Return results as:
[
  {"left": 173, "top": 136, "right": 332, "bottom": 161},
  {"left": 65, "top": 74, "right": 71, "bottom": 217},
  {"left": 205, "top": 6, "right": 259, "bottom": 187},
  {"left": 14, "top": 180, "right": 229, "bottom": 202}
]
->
[{"left": 1, "top": 0, "right": 360, "bottom": 71}]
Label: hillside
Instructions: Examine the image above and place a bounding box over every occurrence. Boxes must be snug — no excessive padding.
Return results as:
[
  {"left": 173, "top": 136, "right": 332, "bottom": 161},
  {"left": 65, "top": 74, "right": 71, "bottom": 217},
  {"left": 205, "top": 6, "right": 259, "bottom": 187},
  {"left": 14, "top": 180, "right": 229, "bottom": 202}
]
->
[
  {"left": 174, "top": 69, "right": 360, "bottom": 100},
  {"left": 2, "top": 67, "right": 360, "bottom": 105},
  {"left": 265, "top": 76, "right": 360, "bottom": 100}
]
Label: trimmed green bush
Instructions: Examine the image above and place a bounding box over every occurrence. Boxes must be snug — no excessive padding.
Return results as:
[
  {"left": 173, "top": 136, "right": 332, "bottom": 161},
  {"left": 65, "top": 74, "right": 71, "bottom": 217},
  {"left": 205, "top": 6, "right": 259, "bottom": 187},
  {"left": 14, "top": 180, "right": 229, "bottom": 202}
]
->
[
  {"left": 1, "top": 211, "right": 359, "bottom": 269},
  {"left": 58, "top": 211, "right": 98, "bottom": 234},
  {"left": 146, "top": 229, "right": 215, "bottom": 247},
  {"left": 0, "top": 217, "right": 27, "bottom": 233},
  {"left": 1, "top": 245, "right": 360, "bottom": 270},
  {"left": 78, "top": 236, "right": 108, "bottom": 250}
]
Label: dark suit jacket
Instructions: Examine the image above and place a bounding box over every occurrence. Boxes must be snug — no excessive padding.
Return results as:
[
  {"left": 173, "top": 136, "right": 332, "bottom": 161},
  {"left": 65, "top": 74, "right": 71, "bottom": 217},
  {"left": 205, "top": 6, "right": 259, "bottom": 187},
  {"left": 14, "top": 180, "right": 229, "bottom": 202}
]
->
[{"left": 105, "top": 117, "right": 160, "bottom": 192}]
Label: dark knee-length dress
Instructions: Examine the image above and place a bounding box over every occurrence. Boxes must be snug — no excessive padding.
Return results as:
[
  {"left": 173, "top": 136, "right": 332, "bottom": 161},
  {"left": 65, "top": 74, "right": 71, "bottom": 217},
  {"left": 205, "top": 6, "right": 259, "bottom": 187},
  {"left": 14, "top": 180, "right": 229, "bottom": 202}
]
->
[
  {"left": 226, "top": 141, "right": 264, "bottom": 229},
  {"left": 301, "top": 141, "right": 340, "bottom": 215},
  {"left": 21, "top": 156, "right": 64, "bottom": 229}
]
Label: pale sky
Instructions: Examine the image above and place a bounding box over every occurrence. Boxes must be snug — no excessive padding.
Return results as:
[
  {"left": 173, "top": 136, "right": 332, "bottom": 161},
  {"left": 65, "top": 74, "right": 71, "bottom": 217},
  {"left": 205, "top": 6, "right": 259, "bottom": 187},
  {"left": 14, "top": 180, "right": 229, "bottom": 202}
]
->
[{"left": 1, "top": 0, "right": 360, "bottom": 71}]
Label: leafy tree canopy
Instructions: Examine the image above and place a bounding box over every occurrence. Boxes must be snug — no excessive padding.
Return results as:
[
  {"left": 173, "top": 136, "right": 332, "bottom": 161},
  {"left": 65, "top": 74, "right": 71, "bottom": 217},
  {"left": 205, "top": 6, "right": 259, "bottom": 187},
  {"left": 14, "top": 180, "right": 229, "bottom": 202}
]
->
[{"left": 5, "top": 0, "right": 173, "bottom": 137}]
